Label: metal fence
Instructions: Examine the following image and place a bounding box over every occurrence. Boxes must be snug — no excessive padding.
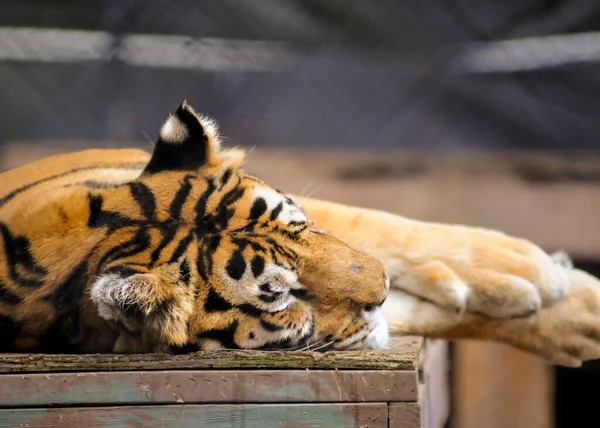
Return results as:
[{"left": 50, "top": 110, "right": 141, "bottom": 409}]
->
[{"left": 1, "top": 0, "right": 600, "bottom": 151}]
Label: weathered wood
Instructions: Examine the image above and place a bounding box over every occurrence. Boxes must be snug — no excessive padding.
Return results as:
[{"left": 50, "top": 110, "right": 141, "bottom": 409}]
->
[
  {"left": 389, "top": 403, "right": 421, "bottom": 428},
  {"left": 0, "top": 403, "right": 389, "bottom": 428},
  {"left": 0, "top": 369, "right": 417, "bottom": 407},
  {"left": 0, "top": 346, "right": 418, "bottom": 374}
]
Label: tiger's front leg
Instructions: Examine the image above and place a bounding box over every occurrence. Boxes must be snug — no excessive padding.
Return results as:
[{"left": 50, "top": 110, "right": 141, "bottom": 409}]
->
[
  {"left": 299, "top": 197, "right": 569, "bottom": 318},
  {"left": 383, "top": 268, "right": 600, "bottom": 367}
]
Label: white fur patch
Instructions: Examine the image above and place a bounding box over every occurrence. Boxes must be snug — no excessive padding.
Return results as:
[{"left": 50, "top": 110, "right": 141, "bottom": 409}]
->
[
  {"left": 160, "top": 115, "right": 188, "bottom": 143},
  {"left": 251, "top": 187, "right": 308, "bottom": 225},
  {"left": 226, "top": 260, "right": 301, "bottom": 312},
  {"left": 364, "top": 308, "right": 389, "bottom": 350},
  {"left": 380, "top": 289, "right": 418, "bottom": 326},
  {"left": 90, "top": 275, "right": 130, "bottom": 322}
]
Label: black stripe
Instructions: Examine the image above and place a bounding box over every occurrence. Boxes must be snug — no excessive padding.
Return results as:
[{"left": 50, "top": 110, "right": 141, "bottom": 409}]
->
[
  {"left": 87, "top": 193, "right": 135, "bottom": 230},
  {"left": 270, "top": 202, "right": 283, "bottom": 220},
  {"left": 0, "top": 222, "right": 47, "bottom": 288},
  {"left": 196, "top": 250, "right": 208, "bottom": 282},
  {"left": 168, "top": 232, "right": 195, "bottom": 263},
  {"left": 197, "top": 320, "right": 240, "bottom": 349},
  {"left": 0, "top": 162, "right": 147, "bottom": 209},
  {"left": 248, "top": 198, "right": 267, "bottom": 220},
  {"left": 265, "top": 237, "right": 298, "bottom": 261},
  {"left": 0, "top": 279, "right": 22, "bottom": 305},
  {"left": 204, "top": 235, "right": 221, "bottom": 278},
  {"left": 231, "top": 238, "right": 250, "bottom": 252},
  {"left": 41, "top": 262, "right": 87, "bottom": 311},
  {"left": 179, "top": 259, "right": 191, "bottom": 285},
  {"left": 150, "top": 226, "right": 177, "bottom": 266},
  {"left": 250, "top": 256, "right": 265, "bottom": 278},
  {"left": 204, "top": 288, "right": 233, "bottom": 312},
  {"left": 103, "top": 265, "right": 145, "bottom": 277},
  {"left": 97, "top": 228, "right": 151, "bottom": 271},
  {"left": 258, "top": 292, "right": 282, "bottom": 303},
  {"left": 220, "top": 184, "right": 246, "bottom": 208},
  {"left": 128, "top": 182, "right": 157, "bottom": 220},
  {"left": 237, "top": 303, "right": 263, "bottom": 317},
  {"left": 220, "top": 168, "right": 233, "bottom": 189},
  {"left": 289, "top": 288, "right": 311, "bottom": 301},
  {"left": 194, "top": 178, "right": 216, "bottom": 219},
  {"left": 260, "top": 319, "right": 284, "bottom": 332},
  {"left": 169, "top": 176, "right": 194, "bottom": 220},
  {"left": 258, "top": 320, "right": 314, "bottom": 351},
  {"left": 225, "top": 250, "right": 246, "bottom": 280},
  {"left": 170, "top": 342, "right": 200, "bottom": 354}
]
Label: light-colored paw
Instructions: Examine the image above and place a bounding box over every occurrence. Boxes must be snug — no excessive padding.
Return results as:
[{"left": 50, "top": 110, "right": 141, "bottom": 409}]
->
[
  {"left": 386, "top": 223, "right": 571, "bottom": 319},
  {"left": 414, "top": 269, "right": 600, "bottom": 367},
  {"left": 387, "top": 268, "right": 600, "bottom": 368}
]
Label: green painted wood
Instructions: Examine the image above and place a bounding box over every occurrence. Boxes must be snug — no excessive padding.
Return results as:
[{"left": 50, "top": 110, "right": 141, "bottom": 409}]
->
[
  {"left": 0, "top": 369, "right": 418, "bottom": 406},
  {"left": 0, "top": 346, "right": 418, "bottom": 374},
  {"left": 0, "top": 403, "right": 389, "bottom": 427}
]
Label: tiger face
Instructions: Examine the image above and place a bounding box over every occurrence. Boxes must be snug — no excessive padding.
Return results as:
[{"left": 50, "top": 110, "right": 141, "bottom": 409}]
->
[{"left": 89, "top": 101, "right": 389, "bottom": 353}]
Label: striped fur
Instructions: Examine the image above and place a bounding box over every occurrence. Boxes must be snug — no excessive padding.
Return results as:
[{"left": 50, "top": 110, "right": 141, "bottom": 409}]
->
[{"left": 0, "top": 102, "right": 388, "bottom": 353}]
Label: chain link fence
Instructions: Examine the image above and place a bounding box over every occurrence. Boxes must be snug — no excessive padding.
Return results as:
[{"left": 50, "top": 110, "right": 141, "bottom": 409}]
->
[{"left": 1, "top": 0, "right": 600, "bottom": 154}]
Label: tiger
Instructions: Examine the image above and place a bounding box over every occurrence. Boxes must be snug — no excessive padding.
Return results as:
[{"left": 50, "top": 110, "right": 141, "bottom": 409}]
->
[{"left": 0, "top": 101, "right": 599, "bottom": 367}]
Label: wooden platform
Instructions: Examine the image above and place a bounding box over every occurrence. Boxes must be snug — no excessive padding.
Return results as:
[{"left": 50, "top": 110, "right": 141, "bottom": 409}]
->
[{"left": 0, "top": 337, "right": 450, "bottom": 427}]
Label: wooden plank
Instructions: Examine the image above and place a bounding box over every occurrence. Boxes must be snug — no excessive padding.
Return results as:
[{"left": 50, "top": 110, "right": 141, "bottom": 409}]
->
[
  {"left": 452, "top": 340, "right": 553, "bottom": 428},
  {"left": 0, "top": 346, "right": 418, "bottom": 374},
  {"left": 0, "top": 403, "right": 389, "bottom": 428},
  {"left": 0, "top": 369, "right": 417, "bottom": 407},
  {"left": 388, "top": 402, "right": 421, "bottom": 428}
]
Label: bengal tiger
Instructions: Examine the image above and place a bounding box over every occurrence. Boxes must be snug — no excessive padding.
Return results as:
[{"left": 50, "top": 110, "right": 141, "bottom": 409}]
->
[{"left": 1, "top": 101, "right": 599, "bottom": 367}]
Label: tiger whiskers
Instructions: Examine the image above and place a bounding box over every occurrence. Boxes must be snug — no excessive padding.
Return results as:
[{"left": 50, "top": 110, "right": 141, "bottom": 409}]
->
[{"left": 305, "top": 340, "right": 335, "bottom": 353}]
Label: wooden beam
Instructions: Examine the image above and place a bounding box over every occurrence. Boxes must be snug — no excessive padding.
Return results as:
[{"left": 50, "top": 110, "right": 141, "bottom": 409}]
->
[
  {"left": 0, "top": 369, "right": 418, "bottom": 407},
  {"left": 0, "top": 403, "right": 391, "bottom": 428},
  {"left": 0, "top": 338, "right": 420, "bottom": 374}
]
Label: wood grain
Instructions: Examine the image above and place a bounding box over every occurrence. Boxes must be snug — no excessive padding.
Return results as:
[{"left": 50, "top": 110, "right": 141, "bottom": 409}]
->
[
  {"left": 0, "top": 403, "right": 389, "bottom": 428},
  {"left": 0, "top": 346, "right": 418, "bottom": 374},
  {"left": 389, "top": 403, "right": 421, "bottom": 428},
  {"left": 0, "top": 369, "right": 418, "bottom": 406}
]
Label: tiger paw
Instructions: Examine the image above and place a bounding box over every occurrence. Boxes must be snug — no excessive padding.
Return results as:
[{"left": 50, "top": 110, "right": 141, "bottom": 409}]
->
[
  {"left": 384, "top": 268, "right": 600, "bottom": 367},
  {"left": 386, "top": 222, "right": 571, "bottom": 318},
  {"left": 455, "top": 268, "right": 600, "bottom": 367}
]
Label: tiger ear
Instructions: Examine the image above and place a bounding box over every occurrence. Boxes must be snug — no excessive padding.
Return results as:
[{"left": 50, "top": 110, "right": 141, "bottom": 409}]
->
[
  {"left": 143, "top": 100, "right": 222, "bottom": 175},
  {"left": 90, "top": 264, "right": 195, "bottom": 347}
]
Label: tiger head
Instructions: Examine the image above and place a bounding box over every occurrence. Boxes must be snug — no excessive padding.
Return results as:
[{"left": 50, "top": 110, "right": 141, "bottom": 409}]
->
[{"left": 89, "top": 101, "right": 389, "bottom": 353}]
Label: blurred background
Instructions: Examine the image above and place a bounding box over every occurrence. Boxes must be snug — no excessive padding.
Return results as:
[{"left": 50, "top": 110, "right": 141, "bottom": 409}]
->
[{"left": 1, "top": 1, "right": 600, "bottom": 427}]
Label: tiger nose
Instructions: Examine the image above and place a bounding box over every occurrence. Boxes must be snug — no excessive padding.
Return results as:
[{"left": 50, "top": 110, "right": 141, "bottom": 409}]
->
[
  {"left": 301, "top": 230, "right": 389, "bottom": 305},
  {"left": 346, "top": 264, "right": 389, "bottom": 309}
]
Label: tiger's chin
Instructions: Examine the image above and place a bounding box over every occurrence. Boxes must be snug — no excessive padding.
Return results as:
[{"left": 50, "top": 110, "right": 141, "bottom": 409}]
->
[
  {"left": 363, "top": 310, "right": 390, "bottom": 350},
  {"left": 323, "top": 309, "right": 390, "bottom": 351}
]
